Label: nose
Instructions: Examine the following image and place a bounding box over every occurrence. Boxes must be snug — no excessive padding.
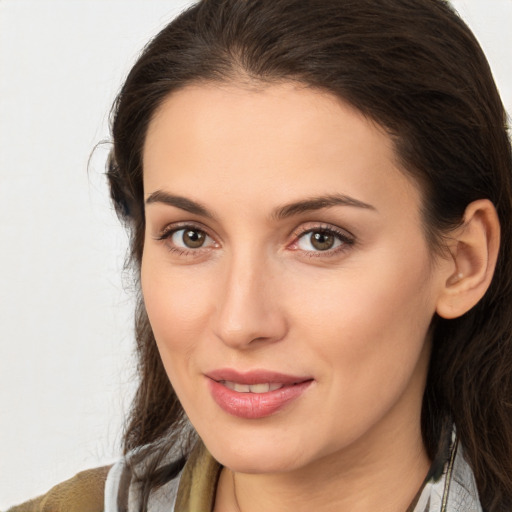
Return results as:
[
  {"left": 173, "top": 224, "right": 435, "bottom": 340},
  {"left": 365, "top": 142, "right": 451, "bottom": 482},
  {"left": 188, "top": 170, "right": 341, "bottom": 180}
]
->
[{"left": 212, "top": 253, "right": 288, "bottom": 349}]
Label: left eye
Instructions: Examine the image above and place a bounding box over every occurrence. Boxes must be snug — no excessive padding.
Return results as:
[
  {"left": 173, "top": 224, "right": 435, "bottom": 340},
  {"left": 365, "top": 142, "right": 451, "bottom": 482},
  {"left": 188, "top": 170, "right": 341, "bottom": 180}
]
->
[
  {"left": 170, "top": 228, "right": 214, "bottom": 249},
  {"left": 296, "top": 229, "right": 345, "bottom": 252}
]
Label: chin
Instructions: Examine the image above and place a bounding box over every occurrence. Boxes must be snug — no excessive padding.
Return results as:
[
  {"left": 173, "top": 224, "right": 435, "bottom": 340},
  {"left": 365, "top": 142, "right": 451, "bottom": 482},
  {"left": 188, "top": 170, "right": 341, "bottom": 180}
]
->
[
  {"left": 215, "top": 450, "right": 305, "bottom": 475},
  {"left": 200, "top": 428, "right": 318, "bottom": 474}
]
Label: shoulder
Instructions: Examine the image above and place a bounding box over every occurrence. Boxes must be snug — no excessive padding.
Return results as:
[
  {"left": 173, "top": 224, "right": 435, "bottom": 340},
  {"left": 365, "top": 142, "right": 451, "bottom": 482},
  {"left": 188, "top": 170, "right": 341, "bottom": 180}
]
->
[
  {"left": 104, "top": 446, "right": 184, "bottom": 512},
  {"left": 104, "top": 440, "right": 219, "bottom": 512},
  {"left": 6, "top": 465, "right": 112, "bottom": 512}
]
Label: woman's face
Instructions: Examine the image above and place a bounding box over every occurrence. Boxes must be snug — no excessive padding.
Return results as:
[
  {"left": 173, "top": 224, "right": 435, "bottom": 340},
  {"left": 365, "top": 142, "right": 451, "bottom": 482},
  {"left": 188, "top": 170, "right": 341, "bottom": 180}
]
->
[{"left": 141, "top": 83, "right": 450, "bottom": 474}]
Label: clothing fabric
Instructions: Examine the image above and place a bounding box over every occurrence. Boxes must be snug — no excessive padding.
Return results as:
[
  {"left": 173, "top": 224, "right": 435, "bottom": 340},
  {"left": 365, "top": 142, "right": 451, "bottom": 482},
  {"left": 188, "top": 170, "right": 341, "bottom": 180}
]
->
[
  {"left": 5, "top": 466, "right": 111, "bottom": 512},
  {"left": 6, "top": 430, "right": 482, "bottom": 512},
  {"left": 409, "top": 436, "right": 482, "bottom": 512}
]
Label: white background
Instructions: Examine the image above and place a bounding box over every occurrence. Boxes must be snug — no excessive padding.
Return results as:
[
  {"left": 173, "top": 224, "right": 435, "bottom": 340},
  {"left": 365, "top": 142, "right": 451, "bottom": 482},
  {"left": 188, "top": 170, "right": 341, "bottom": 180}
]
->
[{"left": 0, "top": 0, "right": 510, "bottom": 509}]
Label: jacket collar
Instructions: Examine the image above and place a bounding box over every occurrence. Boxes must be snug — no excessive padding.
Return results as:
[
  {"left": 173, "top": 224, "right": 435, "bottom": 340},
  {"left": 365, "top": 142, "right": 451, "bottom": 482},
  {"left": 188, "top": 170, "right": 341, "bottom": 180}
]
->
[{"left": 105, "top": 428, "right": 483, "bottom": 511}]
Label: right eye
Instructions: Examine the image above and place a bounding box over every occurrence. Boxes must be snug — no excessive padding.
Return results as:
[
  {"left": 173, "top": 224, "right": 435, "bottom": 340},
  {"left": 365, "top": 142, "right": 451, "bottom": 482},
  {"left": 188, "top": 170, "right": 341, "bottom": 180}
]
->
[
  {"left": 154, "top": 222, "right": 219, "bottom": 256},
  {"left": 169, "top": 227, "right": 214, "bottom": 249},
  {"left": 157, "top": 225, "right": 218, "bottom": 254}
]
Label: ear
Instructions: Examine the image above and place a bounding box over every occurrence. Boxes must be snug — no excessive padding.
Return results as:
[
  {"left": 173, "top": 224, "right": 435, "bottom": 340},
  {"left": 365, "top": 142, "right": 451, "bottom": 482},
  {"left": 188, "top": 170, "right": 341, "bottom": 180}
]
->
[{"left": 436, "top": 199, "right": 500, "bottom": 319}]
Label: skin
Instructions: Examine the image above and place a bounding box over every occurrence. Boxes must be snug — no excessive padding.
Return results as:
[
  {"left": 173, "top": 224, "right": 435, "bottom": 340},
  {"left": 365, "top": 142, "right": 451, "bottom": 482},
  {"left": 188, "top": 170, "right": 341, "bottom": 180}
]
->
[{"left": 141, "top": 82, "right": 457, "bottom": 512}]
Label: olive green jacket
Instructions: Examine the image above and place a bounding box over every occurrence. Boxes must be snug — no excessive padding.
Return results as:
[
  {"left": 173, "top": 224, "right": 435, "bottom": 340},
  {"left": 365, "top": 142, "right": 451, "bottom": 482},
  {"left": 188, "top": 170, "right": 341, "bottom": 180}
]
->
[{"left": 6, "top": 466, "right": 111, "bottom": 512}]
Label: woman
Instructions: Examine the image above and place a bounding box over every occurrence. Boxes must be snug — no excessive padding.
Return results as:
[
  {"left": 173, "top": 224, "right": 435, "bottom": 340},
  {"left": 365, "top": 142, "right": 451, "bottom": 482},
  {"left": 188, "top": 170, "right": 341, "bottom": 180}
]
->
[{"left": 8, "top": 0, "right": 512, "bottom": 511}]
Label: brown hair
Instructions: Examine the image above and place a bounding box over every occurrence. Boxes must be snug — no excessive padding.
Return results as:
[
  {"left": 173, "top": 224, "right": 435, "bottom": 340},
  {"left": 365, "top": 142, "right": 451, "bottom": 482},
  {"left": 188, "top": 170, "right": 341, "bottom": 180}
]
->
[{"left": 108, "top": 0, "right": 512, "bottom": 509}]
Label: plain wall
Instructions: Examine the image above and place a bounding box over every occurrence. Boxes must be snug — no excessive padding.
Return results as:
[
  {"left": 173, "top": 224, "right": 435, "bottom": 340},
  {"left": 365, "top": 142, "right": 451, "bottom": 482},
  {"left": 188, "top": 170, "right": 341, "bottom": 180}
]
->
[
  {"left": 0, "top": 0, "right": 510, "bottom": 508},
  {"left": 0, "top": 1, "right": 195, "bottom": 508}
]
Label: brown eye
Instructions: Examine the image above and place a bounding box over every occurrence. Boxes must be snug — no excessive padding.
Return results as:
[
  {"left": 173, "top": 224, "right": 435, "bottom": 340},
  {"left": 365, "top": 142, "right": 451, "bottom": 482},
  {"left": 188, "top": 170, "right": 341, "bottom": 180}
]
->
[
  {"left": 170, "top": 228, "right": 213, "bottom": 249},
  {"left": 310, "top": 231, "right": 335, "bottom": 251},
  {"left": 296, "top": 228, "right": 349, "bottom": 253},
  {"left": 182, "top": 229, "right": 206, "bottom": 248}
]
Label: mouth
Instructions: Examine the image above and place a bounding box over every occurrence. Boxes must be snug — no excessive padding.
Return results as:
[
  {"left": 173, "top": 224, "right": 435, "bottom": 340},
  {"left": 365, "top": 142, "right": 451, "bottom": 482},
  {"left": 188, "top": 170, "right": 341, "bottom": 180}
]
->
[
  {"left": 205, "top": 369, "right": 314, "bottom": 419},
  {"left": 219, "top": 381, "right": 300, "bottom": 393}
]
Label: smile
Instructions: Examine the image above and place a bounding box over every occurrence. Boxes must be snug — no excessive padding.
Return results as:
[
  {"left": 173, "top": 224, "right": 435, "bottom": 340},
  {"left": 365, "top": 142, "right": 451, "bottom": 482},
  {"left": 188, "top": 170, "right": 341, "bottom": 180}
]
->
[
  {"left": 221, "top": 381, "right": 285, "bottom": 393},
  {"left": 206, "top": 369, "right": 313, "bottom": 419}
]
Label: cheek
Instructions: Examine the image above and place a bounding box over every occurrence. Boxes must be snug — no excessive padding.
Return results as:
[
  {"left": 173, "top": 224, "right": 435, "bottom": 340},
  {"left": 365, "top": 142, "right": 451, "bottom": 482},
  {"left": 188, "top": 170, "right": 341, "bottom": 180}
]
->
[
  {"left": 290, "top": 249, "right": 434, "bottom": 341},
  {"left": 140, "top": 253, "right": 215, "bottom": 362},
  {"left": 287, "top": 244, "right": 436, "bottom": 398},
  {"left": 140, "top": 258, "right": 218, "bottom": 413}
]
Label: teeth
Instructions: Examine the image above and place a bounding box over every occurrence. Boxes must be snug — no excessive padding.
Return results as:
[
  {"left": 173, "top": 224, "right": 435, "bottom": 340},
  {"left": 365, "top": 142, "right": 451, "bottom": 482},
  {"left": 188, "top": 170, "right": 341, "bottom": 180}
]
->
[
  {"left": 223, "top": 381, "right": 237, "bottom": 391},
  {"left": 234, "top": 383, "right": 251, "bottom": 393},
  {"left": 249, "top": 383, "right": 270, "bottom": 393},
  {"left": 222, "top": 381, "right": 284, "bottom": 393}
]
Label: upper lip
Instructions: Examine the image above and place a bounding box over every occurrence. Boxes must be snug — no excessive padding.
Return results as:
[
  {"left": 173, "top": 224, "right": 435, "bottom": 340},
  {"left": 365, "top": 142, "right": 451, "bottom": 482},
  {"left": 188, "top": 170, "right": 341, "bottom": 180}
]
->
[{"left": 206, "top": 368, "right": 312, "bottom": 385}]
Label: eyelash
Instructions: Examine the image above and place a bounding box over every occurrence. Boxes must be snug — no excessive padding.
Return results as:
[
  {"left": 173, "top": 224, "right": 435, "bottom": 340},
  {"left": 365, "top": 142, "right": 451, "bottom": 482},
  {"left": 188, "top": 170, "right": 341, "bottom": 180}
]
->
[
  {"left": 155, "top": 222, "right": 216, "bottom": 257},
  {"left": 289, "top": 224, "right": 355, "bottom": 257},
  {"left": 154, "top": 222, "right": 355, "bottom": 258}
]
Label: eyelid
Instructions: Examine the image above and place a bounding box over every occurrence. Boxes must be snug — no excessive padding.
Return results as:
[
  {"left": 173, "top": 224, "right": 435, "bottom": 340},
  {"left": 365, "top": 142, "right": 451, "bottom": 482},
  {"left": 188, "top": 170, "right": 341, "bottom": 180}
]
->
[
  {"left": 292, "top": 222, "right": 355, "bottom": 239},
  {"left": 154, "top": 220, "right": 216, "bottom": 242}
]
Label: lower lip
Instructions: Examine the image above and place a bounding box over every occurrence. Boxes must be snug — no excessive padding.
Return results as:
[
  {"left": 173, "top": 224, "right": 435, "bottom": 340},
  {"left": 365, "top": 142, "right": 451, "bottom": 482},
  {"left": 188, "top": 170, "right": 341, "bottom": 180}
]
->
[{"left": 207, "top": 379, "right": 313, "bottom": 419}]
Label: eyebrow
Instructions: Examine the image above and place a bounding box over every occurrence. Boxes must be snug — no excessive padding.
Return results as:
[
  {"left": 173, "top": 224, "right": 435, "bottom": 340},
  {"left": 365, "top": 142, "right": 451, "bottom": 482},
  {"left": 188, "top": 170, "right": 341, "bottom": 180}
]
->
[
  {"left": 145, "top": 190, "right": 215, "bottom": 218},
  {"left": 272, "top": 194, "right": 376, "bottom": 219},
  {"left": 145, "top": 190, "right": 375, "bottom": 220}
]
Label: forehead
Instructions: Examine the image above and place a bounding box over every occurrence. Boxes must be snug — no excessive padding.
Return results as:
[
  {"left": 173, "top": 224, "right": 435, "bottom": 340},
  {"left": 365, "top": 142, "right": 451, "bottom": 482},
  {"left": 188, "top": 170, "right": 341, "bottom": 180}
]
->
[
  {"left": 142, "top": 82, "right": 421, "bottom": 220},
  {"left": 144, "top": 82, "right": 387, "bottom": 160}
]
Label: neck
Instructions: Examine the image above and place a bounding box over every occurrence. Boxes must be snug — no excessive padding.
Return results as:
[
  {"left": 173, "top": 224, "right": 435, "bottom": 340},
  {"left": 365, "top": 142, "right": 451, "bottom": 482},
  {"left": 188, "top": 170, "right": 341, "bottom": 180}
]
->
[{"left": 215, "top": 419, "right": 430, "bottom": 512}]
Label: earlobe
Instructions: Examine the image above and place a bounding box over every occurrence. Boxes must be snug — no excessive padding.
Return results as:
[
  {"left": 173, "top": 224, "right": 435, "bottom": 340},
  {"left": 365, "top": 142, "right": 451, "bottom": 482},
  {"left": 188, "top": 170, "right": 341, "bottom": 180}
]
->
[{"left": 436, "top": 199, "right": 500, "bottom": 319}]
